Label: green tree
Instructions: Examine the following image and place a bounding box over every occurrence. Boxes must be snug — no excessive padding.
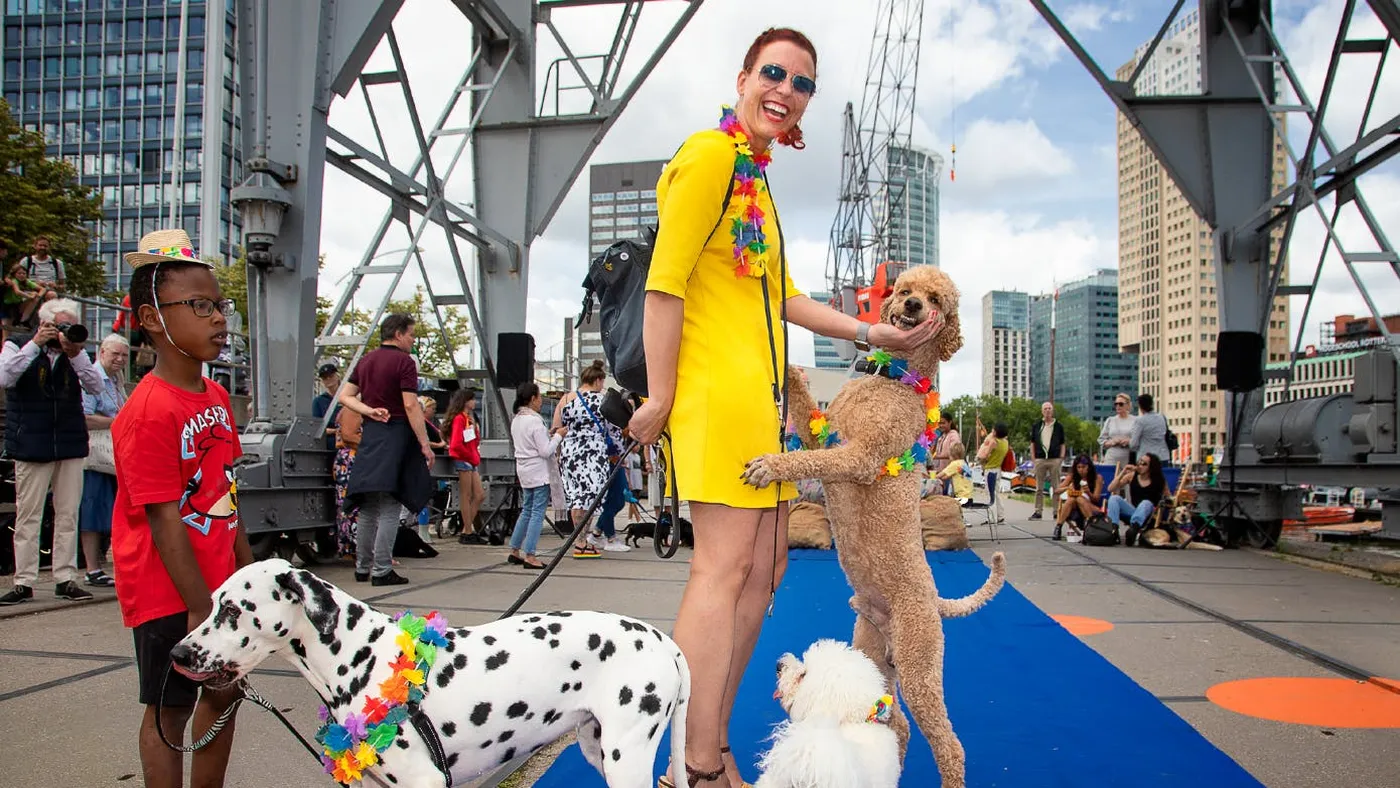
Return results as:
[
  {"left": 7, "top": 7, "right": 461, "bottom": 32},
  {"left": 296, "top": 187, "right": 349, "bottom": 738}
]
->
[
  {"left": 317, "top": 286, "right": 473, "bottom": 380},
  {"left": 0, "top": 98, "right": 105, "bottom": 294}
]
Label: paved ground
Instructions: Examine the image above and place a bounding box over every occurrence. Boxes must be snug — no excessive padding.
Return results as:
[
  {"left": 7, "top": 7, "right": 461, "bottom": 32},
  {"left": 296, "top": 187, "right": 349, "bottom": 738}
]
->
[{"left": 2, "top": 498, "right": 1399, "bottom": 787}]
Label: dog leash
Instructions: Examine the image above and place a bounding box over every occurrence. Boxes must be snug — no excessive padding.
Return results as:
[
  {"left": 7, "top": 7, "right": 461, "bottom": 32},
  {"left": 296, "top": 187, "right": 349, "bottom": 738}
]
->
[{"left": 156, "top": 666, "right": 436, "bottom": 788}]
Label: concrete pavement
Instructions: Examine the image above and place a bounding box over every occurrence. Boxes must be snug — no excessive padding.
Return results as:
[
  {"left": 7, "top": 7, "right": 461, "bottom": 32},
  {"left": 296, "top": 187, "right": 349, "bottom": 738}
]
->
[{"left": 1, "top": 498, "right": 1398, "bottom": 787}]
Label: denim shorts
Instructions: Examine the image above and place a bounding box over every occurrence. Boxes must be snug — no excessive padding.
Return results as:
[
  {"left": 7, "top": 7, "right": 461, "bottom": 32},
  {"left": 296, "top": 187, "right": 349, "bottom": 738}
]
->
[{"left": 454, "top": 460, "right": 476, "bottom": 472}]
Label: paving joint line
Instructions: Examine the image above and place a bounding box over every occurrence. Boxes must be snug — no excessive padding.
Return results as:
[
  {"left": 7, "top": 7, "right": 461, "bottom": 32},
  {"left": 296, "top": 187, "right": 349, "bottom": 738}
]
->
[{"left": 0, "top": 660, "right": 131, "bottom": 703}]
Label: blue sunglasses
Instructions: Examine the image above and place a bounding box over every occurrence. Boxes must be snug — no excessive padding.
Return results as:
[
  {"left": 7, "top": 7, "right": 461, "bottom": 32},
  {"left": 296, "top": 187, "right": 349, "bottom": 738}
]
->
[{"left": 758, "top": 63, "right": 816, "bottom": 96}]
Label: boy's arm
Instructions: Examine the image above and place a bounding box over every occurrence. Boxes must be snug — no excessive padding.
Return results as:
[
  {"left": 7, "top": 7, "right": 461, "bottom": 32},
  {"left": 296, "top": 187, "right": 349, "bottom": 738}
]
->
[{"left": 147, "top": 502, "right": 215, "bottom": 630}]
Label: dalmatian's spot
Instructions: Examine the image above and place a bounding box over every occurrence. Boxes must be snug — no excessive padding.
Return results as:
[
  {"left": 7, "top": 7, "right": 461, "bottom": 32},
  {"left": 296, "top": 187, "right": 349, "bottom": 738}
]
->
[{"left": 169, "top": 559, "right": 691, "bottom": 788}]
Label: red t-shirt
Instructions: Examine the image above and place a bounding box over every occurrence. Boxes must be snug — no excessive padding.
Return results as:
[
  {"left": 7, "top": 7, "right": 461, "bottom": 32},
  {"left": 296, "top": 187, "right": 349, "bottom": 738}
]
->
[
  {"left": 348, "top": 345, "right": 418, "bottom": 419},
  {"left": 111, "top": 375, "right": 242, "bottom": 629}
]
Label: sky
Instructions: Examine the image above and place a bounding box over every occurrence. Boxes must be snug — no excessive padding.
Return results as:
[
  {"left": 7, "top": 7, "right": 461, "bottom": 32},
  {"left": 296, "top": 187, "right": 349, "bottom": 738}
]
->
[{"left": 312, "top": 0, "right": 1400, "bottom": 398}]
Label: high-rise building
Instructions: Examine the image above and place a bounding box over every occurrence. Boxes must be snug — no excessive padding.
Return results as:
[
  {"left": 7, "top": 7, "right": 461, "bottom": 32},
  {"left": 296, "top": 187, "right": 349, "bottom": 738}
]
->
[
  {"left": 1029, "top": 269, "right": 1139, "bottom": 424},
  {"left": 589, "top": 159, "right": 664, "bottom": 260},
  {"left": 807, "top": 291, "right": 846, "bottom": 370},
  {"left": 1115, "top": 6, "right": 1289, "bottom": 462},
  {"left": 981, "top": 290, "right": 1029, "bottom": 401},
  {"left": 878, "top": 144, "right": 942, "bottom": 269},
  {"left": 2, "top": 0, "right": 243, "bottom": 327}
]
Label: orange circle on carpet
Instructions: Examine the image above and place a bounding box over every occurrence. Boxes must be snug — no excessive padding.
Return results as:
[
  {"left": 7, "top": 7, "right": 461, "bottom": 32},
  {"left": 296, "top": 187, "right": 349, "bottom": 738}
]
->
[
  {"left": 1207, "top": 677, "right": 1400, "bottom": 728},
  {"left": 1051, "top": 615, "right": 1114, "bottom": 636}
]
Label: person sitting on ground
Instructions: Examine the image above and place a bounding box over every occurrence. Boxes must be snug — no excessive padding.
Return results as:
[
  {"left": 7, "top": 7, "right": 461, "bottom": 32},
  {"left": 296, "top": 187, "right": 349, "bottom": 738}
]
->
[
  {"left": 508, "top": 382, "right": 566, "bottom": 569},
  {"left": 1106, "top": 452, "right": 1167, "bottom": 547},
  {"left": 1053, "top": 454, "right": 1104, "bottom": 541},
  {"left": 933, "top": 441, "right": 975, "bottom": 501}
]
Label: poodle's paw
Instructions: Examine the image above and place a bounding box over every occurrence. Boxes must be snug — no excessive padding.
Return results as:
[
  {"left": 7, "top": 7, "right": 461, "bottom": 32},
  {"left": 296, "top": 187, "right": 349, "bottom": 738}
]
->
[{"left": 742, "top": 454, "right": 785, "bottom": 488}]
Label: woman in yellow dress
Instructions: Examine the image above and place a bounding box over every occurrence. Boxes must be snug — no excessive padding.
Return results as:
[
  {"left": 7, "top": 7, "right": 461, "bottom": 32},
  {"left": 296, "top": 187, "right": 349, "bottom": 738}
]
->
[{"left": 627, "top": 27, "right": 942, "bottom": 788}]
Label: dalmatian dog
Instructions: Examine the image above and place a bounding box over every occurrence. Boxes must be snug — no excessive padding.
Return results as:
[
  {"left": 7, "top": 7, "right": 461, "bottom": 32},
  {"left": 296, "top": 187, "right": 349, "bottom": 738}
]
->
[{"left": 169, "top": 559, "right": 689, "bottom": 788}]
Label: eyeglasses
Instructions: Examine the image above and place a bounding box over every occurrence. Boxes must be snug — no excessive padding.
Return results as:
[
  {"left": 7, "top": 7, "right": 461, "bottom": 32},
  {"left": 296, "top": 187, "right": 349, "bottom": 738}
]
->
[
  {"left": 161, "top": 297, "right": 236, "bottom": 318},
  {"left": 1115, "top": 401, "right": 1128, "bottom": 407},
  {"left": 757, "top": 63, "right": 816, "bottom": 96}
]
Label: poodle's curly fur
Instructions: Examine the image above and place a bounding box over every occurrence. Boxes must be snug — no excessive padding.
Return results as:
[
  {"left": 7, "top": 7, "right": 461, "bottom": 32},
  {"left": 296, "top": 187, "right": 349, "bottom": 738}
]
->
[{"left": 742, "top": 265, "right": 1007, "bottom": 788}]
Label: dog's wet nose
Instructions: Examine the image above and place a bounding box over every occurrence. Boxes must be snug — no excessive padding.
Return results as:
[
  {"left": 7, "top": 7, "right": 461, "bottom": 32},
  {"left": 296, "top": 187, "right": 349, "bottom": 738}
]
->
[
  {"left": 903, "top": 297, "right": 922, "bottom": 312},
  {"left": 169, "top": 643, "right": 194, "bottom": 667}
]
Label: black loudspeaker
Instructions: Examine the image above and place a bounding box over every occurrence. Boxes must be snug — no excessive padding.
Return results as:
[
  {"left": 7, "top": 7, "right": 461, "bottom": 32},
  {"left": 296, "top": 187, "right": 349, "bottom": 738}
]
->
[
  {"left": 1216, "top": 331, "right": 1265, "bottom": 392},
  {"left": 495, "top": 332, "right": 535, "bottom": 389}
]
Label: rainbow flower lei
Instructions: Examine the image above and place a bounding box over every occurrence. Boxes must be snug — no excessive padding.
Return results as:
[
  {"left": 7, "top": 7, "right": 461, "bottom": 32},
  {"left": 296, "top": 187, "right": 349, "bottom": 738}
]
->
[
  {"left": 867, "top": 694, "right": 896, "bottom": 724},
  {"left": 784, "top": 351, "right": 941, "bottom": 479},
  {"left": 717, "top": 105, "right": 773, "bottom": 279},
  {"left": 314, "top": 610, "right": 450, "bottom": 785}
]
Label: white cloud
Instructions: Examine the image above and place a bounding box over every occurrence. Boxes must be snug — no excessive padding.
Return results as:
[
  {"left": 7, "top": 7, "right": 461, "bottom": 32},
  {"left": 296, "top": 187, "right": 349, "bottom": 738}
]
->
[
  {"left": 1061, "top": 3, "right": 1135, "bottom": 33},
  {"left": 941, "top": 118, "right": 1075, "bottom": 192}
]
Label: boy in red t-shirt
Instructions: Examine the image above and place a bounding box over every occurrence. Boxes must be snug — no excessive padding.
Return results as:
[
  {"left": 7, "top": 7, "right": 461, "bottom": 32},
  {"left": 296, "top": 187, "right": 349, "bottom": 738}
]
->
[{"left": 110, "top": 229, "right": 253, "bottom": 787}]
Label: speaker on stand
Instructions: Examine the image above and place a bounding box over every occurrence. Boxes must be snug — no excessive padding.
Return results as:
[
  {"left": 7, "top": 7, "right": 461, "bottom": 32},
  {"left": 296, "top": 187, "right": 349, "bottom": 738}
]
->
[{"left": 1211, "top": 331, "right": 1271, "bottom": 547}]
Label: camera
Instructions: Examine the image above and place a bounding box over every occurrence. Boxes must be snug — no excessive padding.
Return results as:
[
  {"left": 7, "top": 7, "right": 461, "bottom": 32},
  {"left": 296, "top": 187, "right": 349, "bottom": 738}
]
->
[{"left": 46, "top": 321, "right": 89, "bottom": 349}]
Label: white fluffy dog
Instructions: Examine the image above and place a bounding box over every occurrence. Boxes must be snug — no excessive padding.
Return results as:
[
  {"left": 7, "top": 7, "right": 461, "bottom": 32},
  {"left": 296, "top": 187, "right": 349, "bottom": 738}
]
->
[{"left": 754, "top": 639, "right": 902, "bottom": 788}]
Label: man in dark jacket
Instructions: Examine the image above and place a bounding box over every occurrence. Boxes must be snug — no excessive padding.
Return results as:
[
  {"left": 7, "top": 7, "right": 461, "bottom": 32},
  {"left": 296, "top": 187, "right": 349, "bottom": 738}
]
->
[
  {"left": 0, "top": 298, "right": 104, "bottom": 605},
  {"left": 337, "top": 314, "right": 434, "bottom": 587},
  {"left": 1028, "top": 401, "right": 1067, "bottom": 521}
]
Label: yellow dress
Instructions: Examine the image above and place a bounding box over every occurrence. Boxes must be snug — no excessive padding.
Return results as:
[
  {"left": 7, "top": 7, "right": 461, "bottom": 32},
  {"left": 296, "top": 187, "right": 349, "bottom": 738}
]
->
[{"left": 647, "top": 125, "right": 801, "bottom": 508}]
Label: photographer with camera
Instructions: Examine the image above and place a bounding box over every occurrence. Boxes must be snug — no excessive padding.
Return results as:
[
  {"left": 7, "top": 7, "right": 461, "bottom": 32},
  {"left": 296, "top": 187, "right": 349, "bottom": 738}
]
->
[{"left": 0, "top": 298, "right": 104, "bottom": 605}]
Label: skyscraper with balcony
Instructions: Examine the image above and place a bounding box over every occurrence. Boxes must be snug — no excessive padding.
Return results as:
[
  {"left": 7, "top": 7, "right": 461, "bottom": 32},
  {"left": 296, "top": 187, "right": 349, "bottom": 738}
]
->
[
  {"left": 981, "top": 290, "right": 1029, "bottom": 401},
  {"left": 1115, "top": 5, "right": 1289, "bottom": 462},
  {"left": 2, "top": 0, "right": 243, "bottom": 323},
  {"left": 880, "top": 144, "right": 942, "bottom": 269}
]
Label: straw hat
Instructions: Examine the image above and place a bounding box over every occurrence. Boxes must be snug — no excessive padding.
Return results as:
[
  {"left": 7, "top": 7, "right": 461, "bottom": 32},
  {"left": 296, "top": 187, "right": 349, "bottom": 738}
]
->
[{"left": 124, "top": 228, "right": 211, "bottom": 268}]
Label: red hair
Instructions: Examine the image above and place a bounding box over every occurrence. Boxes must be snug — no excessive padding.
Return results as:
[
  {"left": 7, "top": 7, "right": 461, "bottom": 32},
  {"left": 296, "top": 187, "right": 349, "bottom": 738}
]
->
[{"left": 743, "top": 27, "right": 816, "bottom": 150}]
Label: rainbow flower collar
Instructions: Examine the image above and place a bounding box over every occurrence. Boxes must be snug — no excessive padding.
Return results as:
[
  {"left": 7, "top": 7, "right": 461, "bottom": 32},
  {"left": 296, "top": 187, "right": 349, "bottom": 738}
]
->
[
  {"left": 314, "top": 610, "right": 449, "bottom": 785},
  {"left": 717, "top": 105, "right": 773, "bottom": 279},
  {"left": 868, "top": 694, "right": 896, "bottom": 723},
  {"left": 785, "top": 352, "right": 941, "bottom": 479}
]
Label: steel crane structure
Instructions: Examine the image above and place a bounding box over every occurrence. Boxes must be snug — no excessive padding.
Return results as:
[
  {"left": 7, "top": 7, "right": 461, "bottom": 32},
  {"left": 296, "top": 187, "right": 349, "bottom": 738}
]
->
[
  {"left": 824, "top": 0, "right": 927, "bottom": 360},
  {"left": 1030, "top": 0, "right": 1400, "bottom": 543},
  {"left": 228, "top": 0, "right": 701, "bottom": 557}
]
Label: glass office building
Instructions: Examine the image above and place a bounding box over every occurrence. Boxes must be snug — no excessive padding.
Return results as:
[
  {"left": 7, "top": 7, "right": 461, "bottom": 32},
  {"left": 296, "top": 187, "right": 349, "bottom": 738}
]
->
[
  {"left": 1030, "top": 268, "right": 1139, "bottom": 423},
  {"left": 589, "top": 159, "right": 664, "bottom": 258},
  {"left": 2, "top": 0, "right": 242, "bottom": 325},
  {"left": 880, "top": 144, "right": 943, "bottom": 269}
]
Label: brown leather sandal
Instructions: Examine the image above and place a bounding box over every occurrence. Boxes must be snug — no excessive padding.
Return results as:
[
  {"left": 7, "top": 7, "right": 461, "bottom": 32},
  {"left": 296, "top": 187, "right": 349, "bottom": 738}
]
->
[{"left": 656, "top": 763, "right": 725, "bottom": 788}]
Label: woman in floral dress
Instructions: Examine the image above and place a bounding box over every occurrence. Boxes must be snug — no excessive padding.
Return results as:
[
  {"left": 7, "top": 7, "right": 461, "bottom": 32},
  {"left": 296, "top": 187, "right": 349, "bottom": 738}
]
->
[{"left": 552, "top": 359, "right": 630, "bottom": 556}]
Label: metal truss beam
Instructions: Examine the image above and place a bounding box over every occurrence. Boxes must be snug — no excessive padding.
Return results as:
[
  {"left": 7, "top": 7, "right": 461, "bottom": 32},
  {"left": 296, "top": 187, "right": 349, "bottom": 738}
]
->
[
  {"left": 232, "top": 0, "right": 701, "bottom": 544},
  {"left": 1029, "top": 0, "right": 1400, "bottom": 461}
]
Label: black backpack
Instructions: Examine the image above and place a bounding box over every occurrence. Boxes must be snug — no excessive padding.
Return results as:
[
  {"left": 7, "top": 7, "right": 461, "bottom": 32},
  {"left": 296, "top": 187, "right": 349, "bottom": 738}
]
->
[
  {"left": 579, "top": 158, "right": 736, "bottom": 397},
  {"left": 1082, "top": 513, "right": 1120, "bottom": 546}
]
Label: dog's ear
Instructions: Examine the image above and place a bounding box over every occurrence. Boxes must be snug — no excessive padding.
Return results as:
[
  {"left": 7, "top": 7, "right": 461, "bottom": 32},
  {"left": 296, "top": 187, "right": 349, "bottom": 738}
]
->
[
  {"left": 296, "top": 570, "right": 342, "bottom": 641},
  {"left": 274, "top": 569, "right": 341, "bottom": 640},
  {"left": 274, "top": 571, "right": 304, "bottom": 604}
]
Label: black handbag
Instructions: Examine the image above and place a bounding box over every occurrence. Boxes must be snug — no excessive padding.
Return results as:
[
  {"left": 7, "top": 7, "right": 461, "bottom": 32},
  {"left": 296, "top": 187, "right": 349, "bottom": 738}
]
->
[{"left": 1082, "top": 513, "right": 1120, "bottom": 546}]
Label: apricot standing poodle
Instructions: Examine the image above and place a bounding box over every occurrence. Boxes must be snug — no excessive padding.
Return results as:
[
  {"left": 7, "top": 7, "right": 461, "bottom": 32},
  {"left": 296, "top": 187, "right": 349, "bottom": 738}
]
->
[{"left": 741, "top": 265, "right": 1007, "bottom": 788}]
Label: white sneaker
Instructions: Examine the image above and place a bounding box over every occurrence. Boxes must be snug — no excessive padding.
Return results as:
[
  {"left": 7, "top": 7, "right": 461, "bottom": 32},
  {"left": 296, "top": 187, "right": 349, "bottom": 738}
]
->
[{"left": 602, "top": 536, "right": 631, "bottom": 552}]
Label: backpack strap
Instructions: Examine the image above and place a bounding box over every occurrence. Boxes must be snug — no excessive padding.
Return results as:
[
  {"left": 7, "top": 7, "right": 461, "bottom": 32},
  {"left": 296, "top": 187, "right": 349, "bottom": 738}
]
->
[{"left": 575, "top": 390, "right": 620, "bottom": 456}]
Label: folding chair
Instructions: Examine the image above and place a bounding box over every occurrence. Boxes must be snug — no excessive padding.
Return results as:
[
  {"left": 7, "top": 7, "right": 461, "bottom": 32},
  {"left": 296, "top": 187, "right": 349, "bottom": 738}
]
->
[{"left": 959, "top": 498, "right": 998, "bottom": 541}]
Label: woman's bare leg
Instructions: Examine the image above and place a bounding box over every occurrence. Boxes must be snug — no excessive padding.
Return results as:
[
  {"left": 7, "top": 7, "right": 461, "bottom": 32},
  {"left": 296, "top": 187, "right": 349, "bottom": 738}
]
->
[
  {"left": 668, "top": 501, "right": 766, "bottom": 787},
  {"left": 718, "top": 502, "right": 789, "bottom": 786}
]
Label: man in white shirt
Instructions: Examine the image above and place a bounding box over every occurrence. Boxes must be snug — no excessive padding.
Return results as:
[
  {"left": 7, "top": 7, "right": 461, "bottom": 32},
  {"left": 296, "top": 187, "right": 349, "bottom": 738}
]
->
[
  {"left": 21, "top": 236, "right": 66, "bottom": 293},
  {"left": 0, "top": 298, "right": 104, "bottom": 605}
]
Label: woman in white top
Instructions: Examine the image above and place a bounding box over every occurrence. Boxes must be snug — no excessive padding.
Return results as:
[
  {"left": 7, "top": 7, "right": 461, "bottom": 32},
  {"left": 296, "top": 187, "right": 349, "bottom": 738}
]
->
[
  {"left": 508, "top": 382, "right": 566, "bottom": 569},
  {"left": 1098, "top": 392, "right": 1137, "bottom": 469}
]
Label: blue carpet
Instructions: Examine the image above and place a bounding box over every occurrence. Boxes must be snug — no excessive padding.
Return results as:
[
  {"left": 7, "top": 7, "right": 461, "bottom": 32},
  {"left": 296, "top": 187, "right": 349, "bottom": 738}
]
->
[{"left": 533, "top": 549, "right": 1264, "bottom": 787}]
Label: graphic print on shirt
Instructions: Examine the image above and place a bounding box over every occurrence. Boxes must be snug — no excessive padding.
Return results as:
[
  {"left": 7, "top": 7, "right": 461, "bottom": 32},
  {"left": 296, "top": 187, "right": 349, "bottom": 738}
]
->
[{"left": 178, "top": 404, "right": 239, "bottom": 536}]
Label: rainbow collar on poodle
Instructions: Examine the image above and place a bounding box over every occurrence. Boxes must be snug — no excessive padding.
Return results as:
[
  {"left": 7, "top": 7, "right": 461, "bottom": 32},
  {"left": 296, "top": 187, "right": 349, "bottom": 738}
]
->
[
  {"left": 785, "top": 352, "right": 941, "bottom": 479},
  {"left": 867, "top": 694, "right": 896, "bottom": 724}
]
